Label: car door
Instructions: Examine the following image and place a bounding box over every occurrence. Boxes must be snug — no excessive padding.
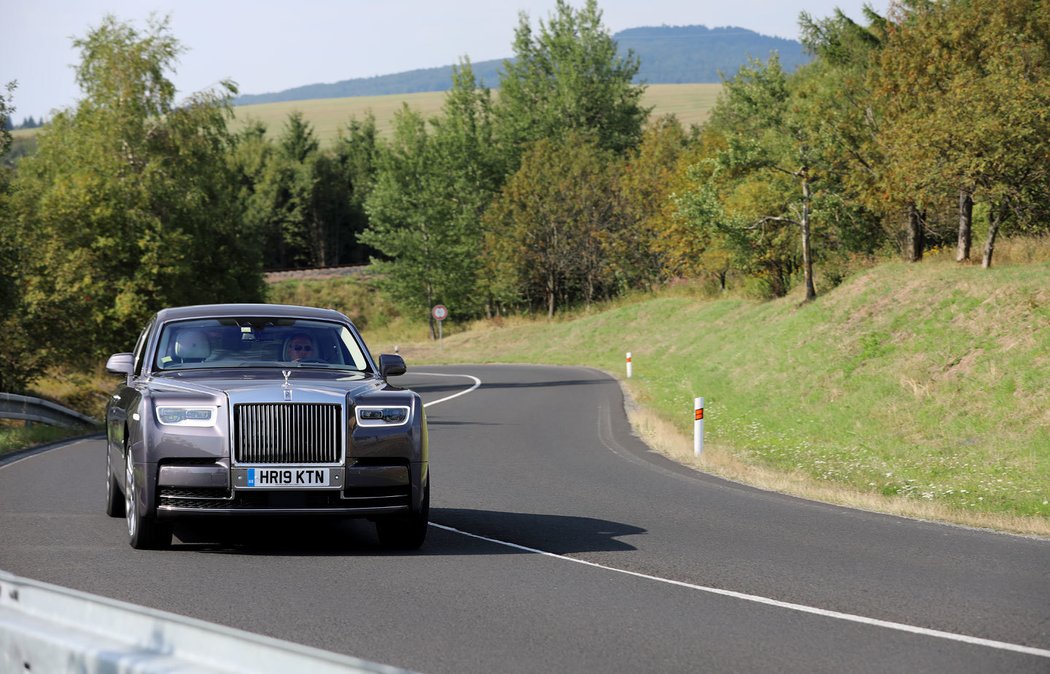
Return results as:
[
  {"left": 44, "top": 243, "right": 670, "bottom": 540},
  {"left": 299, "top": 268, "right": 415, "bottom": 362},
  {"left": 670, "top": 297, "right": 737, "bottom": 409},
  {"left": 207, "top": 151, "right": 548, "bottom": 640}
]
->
[{"left": 108, "top": 319, "right": 154, "bottom": 458}]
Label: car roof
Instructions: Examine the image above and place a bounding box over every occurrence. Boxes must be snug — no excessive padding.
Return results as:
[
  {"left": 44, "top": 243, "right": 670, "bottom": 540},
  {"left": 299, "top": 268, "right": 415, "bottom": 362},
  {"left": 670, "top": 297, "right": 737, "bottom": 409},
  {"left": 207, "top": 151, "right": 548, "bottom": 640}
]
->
[{"left": 154, "top": 303, "right": 351, "bottom": 324}]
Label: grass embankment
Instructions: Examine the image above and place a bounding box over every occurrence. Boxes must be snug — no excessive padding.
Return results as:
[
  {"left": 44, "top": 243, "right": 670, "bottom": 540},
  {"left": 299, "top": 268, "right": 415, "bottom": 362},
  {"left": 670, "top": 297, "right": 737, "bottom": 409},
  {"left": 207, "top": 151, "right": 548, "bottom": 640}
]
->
[
  {"left": 266, "top": 270, "right": 418, "bottom": 345},
  {"left": 0, "top": 423, "right": 88, "bottom": 458},
  {"left": 280, "top": 260, "right": 1049, "bottom": 535}
]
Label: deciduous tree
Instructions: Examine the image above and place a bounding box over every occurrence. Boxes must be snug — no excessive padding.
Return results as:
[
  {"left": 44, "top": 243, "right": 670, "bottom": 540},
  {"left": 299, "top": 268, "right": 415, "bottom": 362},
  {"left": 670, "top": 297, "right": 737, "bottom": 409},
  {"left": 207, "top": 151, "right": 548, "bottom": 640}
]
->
[
  {"left": 362, "top": 61, "right": 502, "bottom": 333},
  {"left": 494, "top": 0, "right": 648, "bottom": 168},
  {"left": 874, "top": 0, "right": 1050, "bottom": 268},
  {"left": 485, "top": 133, "right": 618, "bottom": 317},
  {"left": 0, "top": 81, "right": 43, "bottom": 390},
  {"left": 8, "top": 15, "right": 264, "bottom": 362},
  {"left": 688, "top": 55, "right": 821, "bottom": 299},
  {"left": 613, "top": 116, "right": 689, "bottom": 291}
]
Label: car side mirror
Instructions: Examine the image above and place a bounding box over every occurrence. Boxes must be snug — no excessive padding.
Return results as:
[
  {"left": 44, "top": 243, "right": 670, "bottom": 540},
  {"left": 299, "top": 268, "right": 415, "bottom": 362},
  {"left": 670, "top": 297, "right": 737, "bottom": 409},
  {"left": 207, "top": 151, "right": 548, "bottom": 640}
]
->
[
  {"left": 106, "top": 353, "right": 135, "bottom": 376},
  {"left": 379, "top": 354, "right": 407, "bottom": 378}
]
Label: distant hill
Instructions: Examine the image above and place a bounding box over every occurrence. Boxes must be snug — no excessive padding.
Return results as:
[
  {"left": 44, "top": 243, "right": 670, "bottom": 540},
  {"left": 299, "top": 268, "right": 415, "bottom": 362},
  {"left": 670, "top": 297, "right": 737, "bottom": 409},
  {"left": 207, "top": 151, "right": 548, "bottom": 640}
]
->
[
  {"left": 234, "top": 25, "right": 809, "bottom": 106},
  {"left": 619, "top": 25, "right": 808, "bottom": 83}
]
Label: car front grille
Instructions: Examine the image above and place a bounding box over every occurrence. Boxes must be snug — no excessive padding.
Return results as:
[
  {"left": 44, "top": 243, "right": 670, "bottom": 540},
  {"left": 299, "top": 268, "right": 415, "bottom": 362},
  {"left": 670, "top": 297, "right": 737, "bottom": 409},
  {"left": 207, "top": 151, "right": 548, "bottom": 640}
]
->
[{"left": 234, "top": 403, "right": 342, "bottom": 464}]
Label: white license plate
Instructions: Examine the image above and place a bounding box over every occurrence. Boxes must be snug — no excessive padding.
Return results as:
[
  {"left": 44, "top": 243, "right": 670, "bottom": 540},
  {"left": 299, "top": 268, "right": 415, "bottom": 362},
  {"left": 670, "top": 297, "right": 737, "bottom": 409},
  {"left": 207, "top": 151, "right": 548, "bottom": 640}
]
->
[{"left": 245, "top": 467, "right": 331, "bottom": 488}]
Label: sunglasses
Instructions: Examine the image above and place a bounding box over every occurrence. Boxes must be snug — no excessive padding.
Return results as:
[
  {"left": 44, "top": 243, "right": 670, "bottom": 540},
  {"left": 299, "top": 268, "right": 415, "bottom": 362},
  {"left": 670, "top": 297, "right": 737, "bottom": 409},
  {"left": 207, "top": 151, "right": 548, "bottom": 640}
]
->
[{"left": 292, "top": 344, "right": 313, "bottom": 352}]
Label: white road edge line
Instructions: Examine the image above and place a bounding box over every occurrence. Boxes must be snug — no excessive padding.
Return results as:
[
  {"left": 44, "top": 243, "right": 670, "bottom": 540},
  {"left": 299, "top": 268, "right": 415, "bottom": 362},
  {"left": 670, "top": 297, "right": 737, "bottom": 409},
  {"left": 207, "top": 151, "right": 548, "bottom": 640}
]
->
[
  {"left": 429, "top": 523, "right": 1050, "bottom": 660},
  {"left": 411, "top": 372, "right": 482, "bottom": 408}
]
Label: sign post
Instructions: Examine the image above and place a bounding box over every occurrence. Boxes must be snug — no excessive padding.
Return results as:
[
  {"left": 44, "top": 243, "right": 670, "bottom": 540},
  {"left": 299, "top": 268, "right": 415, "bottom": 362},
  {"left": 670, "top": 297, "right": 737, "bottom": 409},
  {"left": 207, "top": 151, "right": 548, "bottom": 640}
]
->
[{"left": 431, "top": 304, "right": 448, "bottom": 342}]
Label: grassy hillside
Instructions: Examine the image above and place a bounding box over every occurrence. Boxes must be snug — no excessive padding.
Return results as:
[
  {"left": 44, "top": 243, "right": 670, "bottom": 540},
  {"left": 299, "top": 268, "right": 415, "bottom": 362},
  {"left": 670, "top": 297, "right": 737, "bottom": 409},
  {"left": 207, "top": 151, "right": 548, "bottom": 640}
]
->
[
  {"left": 271, "top": 257, "right": 1050, "bottom": 535},
  {"left": 232, "top": 83, "right": 721, "bottom": 143}
]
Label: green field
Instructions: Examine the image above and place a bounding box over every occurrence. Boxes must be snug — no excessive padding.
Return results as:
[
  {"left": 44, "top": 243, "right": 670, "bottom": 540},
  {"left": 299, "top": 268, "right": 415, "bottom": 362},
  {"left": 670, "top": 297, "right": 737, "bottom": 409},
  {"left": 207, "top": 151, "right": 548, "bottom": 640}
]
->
[
  {"left": 232, "top": 83, "right": 722, "bottom": 142},
  {"left": 269, "top": 255, "right": 1050, "bottom": 536}
]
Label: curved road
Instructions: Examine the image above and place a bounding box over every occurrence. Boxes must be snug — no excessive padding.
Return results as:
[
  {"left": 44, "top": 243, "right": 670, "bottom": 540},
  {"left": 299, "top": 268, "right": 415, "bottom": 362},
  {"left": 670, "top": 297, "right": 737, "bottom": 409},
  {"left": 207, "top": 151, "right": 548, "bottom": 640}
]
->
[{"left": 1, "top": 365, "right": 1048, "bottom": 672}]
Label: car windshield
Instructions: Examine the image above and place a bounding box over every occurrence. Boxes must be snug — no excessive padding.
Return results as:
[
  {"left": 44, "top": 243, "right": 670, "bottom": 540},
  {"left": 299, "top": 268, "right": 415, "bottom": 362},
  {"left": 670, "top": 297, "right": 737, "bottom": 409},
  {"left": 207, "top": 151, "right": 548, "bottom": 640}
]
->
[{"left": 152, "top": 317, "right": 370, "bottom": 372}]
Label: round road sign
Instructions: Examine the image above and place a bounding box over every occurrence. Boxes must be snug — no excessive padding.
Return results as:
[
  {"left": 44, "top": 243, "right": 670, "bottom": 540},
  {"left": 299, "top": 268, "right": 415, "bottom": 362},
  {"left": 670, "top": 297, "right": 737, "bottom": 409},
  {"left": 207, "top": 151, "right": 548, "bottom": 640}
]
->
[{"left": 432, "top": 304, "right": 448, "bottom": 321}]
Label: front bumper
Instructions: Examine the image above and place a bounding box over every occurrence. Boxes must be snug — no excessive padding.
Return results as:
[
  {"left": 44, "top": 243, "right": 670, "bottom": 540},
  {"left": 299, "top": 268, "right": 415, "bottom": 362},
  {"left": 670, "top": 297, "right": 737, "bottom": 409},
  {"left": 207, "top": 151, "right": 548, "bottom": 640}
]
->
[{"left": 155, "top": 462, "right": 421, "bottom": 517}]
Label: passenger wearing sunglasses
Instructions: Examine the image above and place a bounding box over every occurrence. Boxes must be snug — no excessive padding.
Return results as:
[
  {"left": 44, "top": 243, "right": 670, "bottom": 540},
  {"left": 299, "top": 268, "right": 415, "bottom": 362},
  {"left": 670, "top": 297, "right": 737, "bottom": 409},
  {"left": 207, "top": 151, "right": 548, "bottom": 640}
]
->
[{"left": 284, "top": 333, "right": 318, "bottom": 363}]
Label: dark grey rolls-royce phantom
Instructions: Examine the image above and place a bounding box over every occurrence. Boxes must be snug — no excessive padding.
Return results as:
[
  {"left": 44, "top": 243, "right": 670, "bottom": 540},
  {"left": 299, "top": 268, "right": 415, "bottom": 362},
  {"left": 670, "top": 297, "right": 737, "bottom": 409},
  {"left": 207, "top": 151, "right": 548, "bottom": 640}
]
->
[{"left": 104, "top": 303, "right": 428, "bottom": 550}]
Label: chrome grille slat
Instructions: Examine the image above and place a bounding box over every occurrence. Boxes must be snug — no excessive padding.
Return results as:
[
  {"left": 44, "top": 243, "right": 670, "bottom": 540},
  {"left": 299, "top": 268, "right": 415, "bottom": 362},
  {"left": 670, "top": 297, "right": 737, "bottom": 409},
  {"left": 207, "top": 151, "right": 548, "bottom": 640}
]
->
[{"left": 234, "top": 403, "right": 341, "bottom": 464}]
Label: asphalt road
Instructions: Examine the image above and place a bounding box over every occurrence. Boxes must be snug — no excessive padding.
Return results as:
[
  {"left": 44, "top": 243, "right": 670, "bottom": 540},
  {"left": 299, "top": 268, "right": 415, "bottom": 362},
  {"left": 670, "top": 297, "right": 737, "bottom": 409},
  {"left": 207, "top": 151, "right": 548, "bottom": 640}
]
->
[{"left": 1, "top": 364, "right": 1048, "bottom": 672}]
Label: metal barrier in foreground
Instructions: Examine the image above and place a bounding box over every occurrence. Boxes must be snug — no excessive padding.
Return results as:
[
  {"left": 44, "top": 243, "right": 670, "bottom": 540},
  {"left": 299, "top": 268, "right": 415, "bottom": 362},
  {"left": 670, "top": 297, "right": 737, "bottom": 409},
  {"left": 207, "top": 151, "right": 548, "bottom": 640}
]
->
[{"left": 0, "top": 570, "right": 412, "bottom": 674}]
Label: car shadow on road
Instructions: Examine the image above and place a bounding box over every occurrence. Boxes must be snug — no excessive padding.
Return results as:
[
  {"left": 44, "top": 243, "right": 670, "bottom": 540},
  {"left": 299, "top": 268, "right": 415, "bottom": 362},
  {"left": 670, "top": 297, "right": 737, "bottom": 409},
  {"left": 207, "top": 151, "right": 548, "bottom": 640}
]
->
[
  {"left": 170, "top": 508, "right": 644, "bottom": 557},
  {"left": 431, "top": 508, "right": 645, "bottom": 555}
]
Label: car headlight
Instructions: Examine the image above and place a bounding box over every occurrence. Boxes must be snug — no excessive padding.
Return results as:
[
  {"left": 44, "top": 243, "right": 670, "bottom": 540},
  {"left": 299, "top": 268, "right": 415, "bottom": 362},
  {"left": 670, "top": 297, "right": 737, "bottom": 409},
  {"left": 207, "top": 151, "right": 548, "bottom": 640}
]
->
[
  {"left": 156, "top": 406, "right": 218, "bottom": 427},
  {"left": 355, "top": 405, "right": 410, "bottom": 427}
]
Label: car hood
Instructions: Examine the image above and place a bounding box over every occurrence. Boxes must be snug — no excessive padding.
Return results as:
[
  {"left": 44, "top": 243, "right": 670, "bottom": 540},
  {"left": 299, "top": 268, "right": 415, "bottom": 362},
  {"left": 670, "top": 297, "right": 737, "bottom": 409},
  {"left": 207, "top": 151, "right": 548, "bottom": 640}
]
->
[{"left": 147, "top": 369, "right": 385, "bottom": 400}]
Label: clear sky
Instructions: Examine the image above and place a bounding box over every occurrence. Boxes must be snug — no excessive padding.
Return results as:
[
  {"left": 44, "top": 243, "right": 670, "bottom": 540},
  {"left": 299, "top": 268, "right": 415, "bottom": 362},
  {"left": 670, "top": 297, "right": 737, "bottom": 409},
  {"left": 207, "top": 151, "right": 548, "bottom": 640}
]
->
[{"left": 3, "top": 0, "right": 885, "bottom": 121}]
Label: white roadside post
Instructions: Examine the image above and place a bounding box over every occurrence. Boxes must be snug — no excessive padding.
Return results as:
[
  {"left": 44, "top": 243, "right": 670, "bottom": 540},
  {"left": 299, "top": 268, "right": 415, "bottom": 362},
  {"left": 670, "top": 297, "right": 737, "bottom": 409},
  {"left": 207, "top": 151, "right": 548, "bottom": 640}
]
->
[
  {"left": 694, "top": 397, "right": 704, "bottom": 457},
  {"left": 626, "top": 352, "right": 632, "bottom": 379}
]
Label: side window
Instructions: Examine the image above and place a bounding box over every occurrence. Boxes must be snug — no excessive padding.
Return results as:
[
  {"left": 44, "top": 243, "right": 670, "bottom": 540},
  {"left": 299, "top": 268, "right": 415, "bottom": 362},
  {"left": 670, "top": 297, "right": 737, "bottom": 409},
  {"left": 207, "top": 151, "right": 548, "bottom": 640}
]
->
[{"left": 132, "top": 320, "right": 154, "bottom": 376}]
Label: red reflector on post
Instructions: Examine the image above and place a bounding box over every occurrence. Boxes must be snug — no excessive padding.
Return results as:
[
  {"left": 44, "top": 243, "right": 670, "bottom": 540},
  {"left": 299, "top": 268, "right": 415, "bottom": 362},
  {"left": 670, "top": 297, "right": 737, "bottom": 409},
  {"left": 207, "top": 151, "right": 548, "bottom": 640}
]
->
[{"left": 695, "top": 408, "right": 704, "bottom": 421}]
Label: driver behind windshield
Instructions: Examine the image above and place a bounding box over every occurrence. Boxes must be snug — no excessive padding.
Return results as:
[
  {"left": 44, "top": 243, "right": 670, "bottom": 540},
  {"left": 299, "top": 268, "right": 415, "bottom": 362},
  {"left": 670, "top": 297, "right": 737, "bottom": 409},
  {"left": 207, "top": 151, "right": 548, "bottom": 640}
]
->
[{"left": 284, "top": 333, "right": 318, "bottom": 362}]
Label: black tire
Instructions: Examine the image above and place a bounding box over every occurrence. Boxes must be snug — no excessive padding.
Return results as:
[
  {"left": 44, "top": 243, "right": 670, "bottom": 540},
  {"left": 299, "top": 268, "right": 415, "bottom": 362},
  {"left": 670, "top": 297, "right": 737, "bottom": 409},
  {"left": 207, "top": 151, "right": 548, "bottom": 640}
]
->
[
  {"left": 105, "top": 446, "right": 125, "bottom": 518},
  {"left": 376, "top": 477, "right": 429, "bottom": 550},
  {"left": 125, "top": 451, "right": 171, "bottom": 550}
]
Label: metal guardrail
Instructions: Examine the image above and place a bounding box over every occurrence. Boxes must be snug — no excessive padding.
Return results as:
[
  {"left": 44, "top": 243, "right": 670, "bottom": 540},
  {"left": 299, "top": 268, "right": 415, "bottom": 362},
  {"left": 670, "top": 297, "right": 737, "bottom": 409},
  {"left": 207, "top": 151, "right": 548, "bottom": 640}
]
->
[
  {"left": 0, "top": 393, "right": 99, "bottom": 427},
  {"left": 0, "top": 570, "right": 413, "bottom": 673},
  {"left": 264, "top": 264, "right": 370, "bottom": 283}
]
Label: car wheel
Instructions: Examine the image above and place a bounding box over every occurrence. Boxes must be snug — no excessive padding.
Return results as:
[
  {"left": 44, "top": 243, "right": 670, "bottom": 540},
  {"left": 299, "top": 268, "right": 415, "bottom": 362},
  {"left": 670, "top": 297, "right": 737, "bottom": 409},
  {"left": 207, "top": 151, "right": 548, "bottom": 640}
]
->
[
  {"left": 375, "top": 477, "right": 429, "bottom": 550},
  {"left": 105, "top": 446, "right": 124, "bottom": 518},
  {"left": 125, "top": 451, "right": 171, "bottom": 550}
]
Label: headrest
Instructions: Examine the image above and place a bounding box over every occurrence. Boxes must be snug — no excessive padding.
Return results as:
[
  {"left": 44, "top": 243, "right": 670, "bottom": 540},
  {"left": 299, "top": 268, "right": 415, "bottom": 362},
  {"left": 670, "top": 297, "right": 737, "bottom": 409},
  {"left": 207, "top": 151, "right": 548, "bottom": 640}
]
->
[{"left": 174, "top": 329, "right": 211, "bottom": 360}]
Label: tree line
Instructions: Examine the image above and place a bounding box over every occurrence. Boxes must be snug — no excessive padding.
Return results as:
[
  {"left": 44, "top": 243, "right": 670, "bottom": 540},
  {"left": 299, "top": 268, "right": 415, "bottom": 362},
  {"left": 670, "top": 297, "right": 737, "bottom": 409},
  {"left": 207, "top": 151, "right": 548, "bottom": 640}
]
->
[
  {"left": 1, "top": 0, "right": 1048, "bottom": 390},
  {"left": 5, "top": 115, "right": 46, "bottom": 130}
]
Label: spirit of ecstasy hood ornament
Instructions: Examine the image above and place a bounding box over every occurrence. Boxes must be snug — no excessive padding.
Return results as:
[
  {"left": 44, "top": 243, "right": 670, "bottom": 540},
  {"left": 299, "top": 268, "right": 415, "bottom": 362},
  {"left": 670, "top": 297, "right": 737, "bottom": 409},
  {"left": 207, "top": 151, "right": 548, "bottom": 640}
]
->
[{"left": 282, "top": 370, "right": 292, "bottom": 400}]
